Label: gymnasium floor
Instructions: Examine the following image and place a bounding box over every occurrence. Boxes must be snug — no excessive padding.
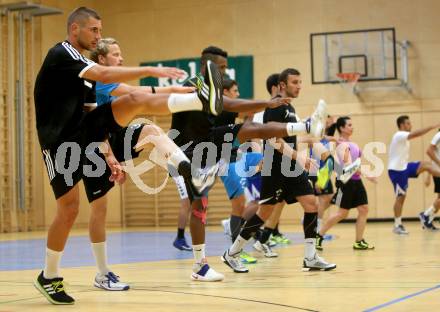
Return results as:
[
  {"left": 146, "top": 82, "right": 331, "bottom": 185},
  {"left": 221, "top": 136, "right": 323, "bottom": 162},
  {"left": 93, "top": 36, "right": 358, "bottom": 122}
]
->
[{"left": 0, "top": 222, "right": 439, "bottom": 311}]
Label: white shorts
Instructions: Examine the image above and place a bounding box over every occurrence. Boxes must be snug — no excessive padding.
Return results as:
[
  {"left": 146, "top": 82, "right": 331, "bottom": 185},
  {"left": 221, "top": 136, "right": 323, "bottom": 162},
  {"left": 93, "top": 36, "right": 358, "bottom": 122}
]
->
[{"left": 172, "top": 175, "right": 188, "bottom": 200}]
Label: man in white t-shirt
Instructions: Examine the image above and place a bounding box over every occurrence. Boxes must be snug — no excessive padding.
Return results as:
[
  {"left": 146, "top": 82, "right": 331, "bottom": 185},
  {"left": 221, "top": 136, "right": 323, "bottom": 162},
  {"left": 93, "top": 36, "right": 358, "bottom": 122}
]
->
[
  {"left": 419, "top": 130, "right": 440, "bottom": 230},
  {"left": 388, "top": 115, "right": 440, "bottom": 235}
]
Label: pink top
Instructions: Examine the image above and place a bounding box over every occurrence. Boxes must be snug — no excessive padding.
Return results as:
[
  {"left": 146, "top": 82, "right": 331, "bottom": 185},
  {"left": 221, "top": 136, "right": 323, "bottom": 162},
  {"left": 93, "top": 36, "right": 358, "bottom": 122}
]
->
[{"left": 337, "top": 138, "right": 361, "bottom": 180}]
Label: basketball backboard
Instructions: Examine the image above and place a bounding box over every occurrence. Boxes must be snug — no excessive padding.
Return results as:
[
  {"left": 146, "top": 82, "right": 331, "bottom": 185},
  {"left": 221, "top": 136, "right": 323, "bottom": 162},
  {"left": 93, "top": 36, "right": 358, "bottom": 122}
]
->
[{"left": 310, "top": 28, "right": 397, "bottom": 84}]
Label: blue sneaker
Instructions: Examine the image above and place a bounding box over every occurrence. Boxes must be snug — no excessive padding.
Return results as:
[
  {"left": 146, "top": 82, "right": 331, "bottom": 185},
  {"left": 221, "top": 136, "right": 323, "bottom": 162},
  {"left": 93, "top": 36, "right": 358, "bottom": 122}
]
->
[
  {"left": 419, "top": 212, "right": 430, "bottom": 229},
  {"left": 173, "top": 237, "right": 192, "bottom": 251}
]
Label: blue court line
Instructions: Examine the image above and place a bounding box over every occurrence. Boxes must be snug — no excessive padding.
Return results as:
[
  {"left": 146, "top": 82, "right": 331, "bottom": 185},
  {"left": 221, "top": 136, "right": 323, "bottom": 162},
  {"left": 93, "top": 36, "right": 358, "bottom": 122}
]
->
[
  {"left": 363, "top": 283, "right": 440, "bottom": 311},
  {"left": 0, "top": 231, "right": 303, "bottom": 271}
]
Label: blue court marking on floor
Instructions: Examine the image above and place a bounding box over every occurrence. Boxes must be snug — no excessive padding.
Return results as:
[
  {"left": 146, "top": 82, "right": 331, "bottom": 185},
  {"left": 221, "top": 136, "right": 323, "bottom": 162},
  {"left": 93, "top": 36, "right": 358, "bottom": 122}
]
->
[
  {"left": 363, "top": 283, "right": 440, "bottom": 311},
  {"left": 0, "top": 231, "right": 304, "bottom": 271}
]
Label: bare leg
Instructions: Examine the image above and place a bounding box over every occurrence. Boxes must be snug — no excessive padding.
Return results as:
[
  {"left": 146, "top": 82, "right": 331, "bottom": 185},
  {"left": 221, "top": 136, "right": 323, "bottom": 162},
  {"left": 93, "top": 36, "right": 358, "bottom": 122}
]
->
[
  {"left": 355, "top": 205, "right": 369, "bottom": 241},
  {"left": 319, "top": 208, "right": 349, "bottom": 236},
  {"left": 264, "top": 202, "right": 284, "bottom": 228},
  {"left": 177, "top": 198, "right": 191, "bottom": 230},
  {"left": 242, "top": 200, "right": 259, "bottom": 220},
  {"left": 47, "top": 185, "right": 80, "bottom": 251},
  {"left": 89, "top": 195, "right": 107, "bottom": 243},
  {"left": 393, "top": 195, "right": 406, "bottom": 219},
  {"left": 237, "top": 122, "right": 291, "bottom": 142}
]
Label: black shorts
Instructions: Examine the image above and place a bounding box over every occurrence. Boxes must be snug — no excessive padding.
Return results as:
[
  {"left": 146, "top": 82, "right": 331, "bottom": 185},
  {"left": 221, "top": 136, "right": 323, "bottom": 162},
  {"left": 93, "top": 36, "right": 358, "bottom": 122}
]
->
[
  {"left": 259, "top": 171, "right": 314, "bottom": 205},
  {"left": 108, "top": 124, "right": 144, "bottom": 162},
  {"left": 331, "top": 179, "right": 368, "bottom": 209},
  {"left": 184, "top": 123, "right": 243, "bottom": 167},
  {"left": 433, "top": 176, "right": 440, "bottom": 193},
  {"left": 42, "top": 104, "right": 145, "bottom": 202},
  {"left": 308, "top": 175, "right": 334, "bottom": 196},
  {"left": 183, "top": 123, "right": 243, "bottom": 202}
]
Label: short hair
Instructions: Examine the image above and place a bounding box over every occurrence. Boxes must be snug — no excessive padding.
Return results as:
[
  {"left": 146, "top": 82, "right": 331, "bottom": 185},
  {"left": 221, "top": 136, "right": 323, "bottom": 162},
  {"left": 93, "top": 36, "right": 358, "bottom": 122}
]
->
[
  {"left": 90, "top": 38, "right": 119, "bottom": 63},
  {"left": 336, "top": 116, "right": 351, "bottom": 133},
  {"left": 201, "top": 46, "right": 228, "bottom": 67},
  {"left": 266, "top": 73, "right": 280, "bottom": 95},
  {"left": 67, "top": 7, "right": 101, "bottom": 34},
  {"left": 279, "top": 68, "right": 301, "bottom": 85},
  {"left": 396, "top": 115, "right": 409, "bottom": 128},
  {"left": 223, "top": 79, "right": 237, "bottom": 91}
]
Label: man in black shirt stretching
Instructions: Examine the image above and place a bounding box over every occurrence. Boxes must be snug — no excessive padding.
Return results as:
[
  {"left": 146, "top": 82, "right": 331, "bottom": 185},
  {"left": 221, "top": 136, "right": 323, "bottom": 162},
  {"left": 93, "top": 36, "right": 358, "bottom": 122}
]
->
[
  {"left": 34, "top": 7, "right": 223, "bottom": 305},
  {"left": 222, "top": 68, "right": 337, "bottom": 273}
]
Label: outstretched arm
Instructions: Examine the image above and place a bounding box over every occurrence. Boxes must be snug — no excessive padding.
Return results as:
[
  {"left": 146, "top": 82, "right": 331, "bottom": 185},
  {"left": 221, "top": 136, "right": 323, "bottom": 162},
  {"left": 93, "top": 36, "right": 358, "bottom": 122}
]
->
[
  {"left": 408, "top": 123, "right": 440, "bottom": 140},
  {"left": 110, "top": 83, "right": 194, "bottom": 97},
  {"left": 223, "top": 96, "right": 291, "bottom": 113},
  {"left": 83, "top": 64, "right": 185, "bottom": 84}
]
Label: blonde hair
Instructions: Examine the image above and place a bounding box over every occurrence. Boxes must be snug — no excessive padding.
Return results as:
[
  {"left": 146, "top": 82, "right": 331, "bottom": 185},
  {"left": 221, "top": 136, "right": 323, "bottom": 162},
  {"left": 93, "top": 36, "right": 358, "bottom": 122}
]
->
[{"left": 90, "top": 38, "right": 119, "bottom": 63}]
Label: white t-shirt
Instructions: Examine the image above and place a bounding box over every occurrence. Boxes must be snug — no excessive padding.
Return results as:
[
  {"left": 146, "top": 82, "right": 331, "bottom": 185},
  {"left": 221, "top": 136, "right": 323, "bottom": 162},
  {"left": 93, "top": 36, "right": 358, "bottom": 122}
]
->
[
  {"left": 430, "top": 132, "right": 440, "bottom": 170},
  {"left": 388, "top": 131, "right": 410, "bottom": 171}
]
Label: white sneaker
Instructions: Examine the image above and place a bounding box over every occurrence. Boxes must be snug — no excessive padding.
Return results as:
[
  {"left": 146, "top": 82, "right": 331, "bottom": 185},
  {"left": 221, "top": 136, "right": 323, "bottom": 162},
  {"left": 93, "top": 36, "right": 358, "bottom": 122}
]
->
[
  {"left": 253, "top": 241, "right": 278, "bottom": 258},
  {"left": 191, "top": 163, "right": 219, "bottom": 194},
  {"left": 94, "top": 272, "right": 129, "bottom": 291},
  {"left": 191, "top": 263, "right": 224, "bottom": 282},
  {"left": 303, "top": 254, "right": 336, "bottom": 271},
  {"left": 221, "top": 219, "right": 231, "bottom": 236},
  {"left": 393, "top": 224, "right": 409, "bottom": 235},
  {"left": 307, "top": 99, "right": 327, "bottom": 137},
  {"left": 339, "top": 158, "right": 362, "bottom": 183},
  {"left": 221, "top": 250, "right": 249, "bottom": 273}
]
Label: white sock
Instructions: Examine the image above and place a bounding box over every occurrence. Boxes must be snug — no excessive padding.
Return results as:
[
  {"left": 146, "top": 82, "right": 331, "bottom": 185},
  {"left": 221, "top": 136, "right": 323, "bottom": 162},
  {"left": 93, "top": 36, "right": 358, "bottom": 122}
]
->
[
  {"left": 394, "top": 217, "right": 402, "bottom": 227},
  {"left": 286, "top": 122, "right": 307, "bottom": 136},
  {"left": 192, "top": 244, "right": 206, "bottom": 264},
  {"left": 91, "top": 242, "right": 110, "bottom": 275},
  {"left": 304, "top": 238, "right": 316, "bottom": 259},
  {"left": 44, "top": 248, "right": 63, "bottom": 279},
  {"left": 424, "top": 206, "right": 434, "bottom": 217},
  {"left": 167, "top": 93, "right": 202, "bottom": 113},
  {"left": 317, "top": 218, "right": 322, "bottom": 233},
  {"left": 169, "top": 148, "right": 190, "bottom": 168},
  {"left": 229, "top": 235, "right": 249, "bottom": 255}
]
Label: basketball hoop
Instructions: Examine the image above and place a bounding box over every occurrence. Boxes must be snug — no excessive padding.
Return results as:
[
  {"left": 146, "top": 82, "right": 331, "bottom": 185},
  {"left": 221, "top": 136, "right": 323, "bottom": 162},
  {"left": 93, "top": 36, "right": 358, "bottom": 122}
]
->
[{"left": 336, "top": 72, "right": 361, "bottom": 93}]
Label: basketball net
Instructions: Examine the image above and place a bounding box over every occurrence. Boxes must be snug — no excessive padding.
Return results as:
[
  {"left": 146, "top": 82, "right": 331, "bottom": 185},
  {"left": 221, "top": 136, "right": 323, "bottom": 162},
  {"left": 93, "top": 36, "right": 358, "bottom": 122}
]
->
[{"left": 336, "top": 72, "right": 360, "bottom": 93}]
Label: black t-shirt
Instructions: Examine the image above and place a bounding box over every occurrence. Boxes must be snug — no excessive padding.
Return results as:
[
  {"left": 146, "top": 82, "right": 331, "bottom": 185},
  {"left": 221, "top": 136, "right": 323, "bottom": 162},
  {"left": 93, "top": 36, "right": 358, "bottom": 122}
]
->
[
  {"left": 34, "top": 41, "right": 96, "bottom": 149},
  {"left": 263, "top": 101, "right": 298, "bottom": 173},
  {"left": 171, "top": 78, "right": 215, "bottom": 147}
]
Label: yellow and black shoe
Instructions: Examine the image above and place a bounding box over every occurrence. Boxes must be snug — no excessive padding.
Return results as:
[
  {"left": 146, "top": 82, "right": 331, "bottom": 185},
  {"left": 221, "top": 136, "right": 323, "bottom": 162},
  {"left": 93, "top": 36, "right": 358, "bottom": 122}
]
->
[
  {"left": 34, "top": 271, "right": 74, "bottom": 305},
  {"left": 353, "top": 239, "right": 375, "bottom": 250},
  {"left": 316, "top": 233, "right": 324, "bottom": 251}
]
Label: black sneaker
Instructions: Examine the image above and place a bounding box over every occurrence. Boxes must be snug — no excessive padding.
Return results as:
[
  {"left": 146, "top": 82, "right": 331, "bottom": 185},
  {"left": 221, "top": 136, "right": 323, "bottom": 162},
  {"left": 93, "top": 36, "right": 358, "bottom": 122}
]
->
[
  {"left": 34, "top": 271, "right": 74, "bottom": 305},
  {"left": 316, "top": 233, "right": 324, "bottom": 251},
  {"left": 194, "top": 60, "right": 223, "bottom": 116}
]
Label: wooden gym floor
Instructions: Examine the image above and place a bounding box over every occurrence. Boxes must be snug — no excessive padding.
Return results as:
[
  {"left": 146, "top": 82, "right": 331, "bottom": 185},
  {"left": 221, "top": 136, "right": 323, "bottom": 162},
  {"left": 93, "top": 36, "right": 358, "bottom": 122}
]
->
[{"left": 0, "top": 222, "right": 439, "bottom": 311}]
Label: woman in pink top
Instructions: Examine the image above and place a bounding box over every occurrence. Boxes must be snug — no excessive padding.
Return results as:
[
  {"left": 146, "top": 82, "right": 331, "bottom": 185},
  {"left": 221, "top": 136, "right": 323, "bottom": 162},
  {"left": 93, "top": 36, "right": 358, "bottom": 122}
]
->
[{"left": 316, "top": 116, "right": 376, "bottom": 250}]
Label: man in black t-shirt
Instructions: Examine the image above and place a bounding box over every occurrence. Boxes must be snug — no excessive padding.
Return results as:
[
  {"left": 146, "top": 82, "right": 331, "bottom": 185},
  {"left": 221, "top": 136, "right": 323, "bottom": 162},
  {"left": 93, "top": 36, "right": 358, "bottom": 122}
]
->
[
  {"left": 222, "top": 68, "right": 337, "bottom": 273},
  {"left": 169, "top": 47, "right": 329, "bottom": 281},
  {"left": 34, "top": 7, "right": 224, "bottom": 305}
]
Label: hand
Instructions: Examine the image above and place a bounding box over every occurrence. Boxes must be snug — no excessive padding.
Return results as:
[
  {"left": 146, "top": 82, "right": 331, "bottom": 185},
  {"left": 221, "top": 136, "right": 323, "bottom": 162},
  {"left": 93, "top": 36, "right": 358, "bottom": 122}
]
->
[
  {"left": 150, "top": 66, "right": 186, "bottom": 79},
  {"left": 171, "top": 86, "right": 196, "bottom": 93},
  {"left": 267, "top": 97, "right": 292, "bottom": 108},
  {"left": 297, "top": 154, "right": 318, "bottom": 172},
  {"left": 105, "top": 154, "right": 126, "bottom": 184}
]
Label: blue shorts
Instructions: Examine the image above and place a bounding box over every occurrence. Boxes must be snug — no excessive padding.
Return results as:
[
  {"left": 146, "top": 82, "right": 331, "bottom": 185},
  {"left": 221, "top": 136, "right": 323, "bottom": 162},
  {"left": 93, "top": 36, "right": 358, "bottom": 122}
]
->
[
  {"left": 388, "top": 161, "right": 421, "bottom": 196},
  {"left": 243, "top": 173, "right": 262, "bottom": 203},
  {"left": 220, "top": 162, "right": 244, "bottom": 200}
]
